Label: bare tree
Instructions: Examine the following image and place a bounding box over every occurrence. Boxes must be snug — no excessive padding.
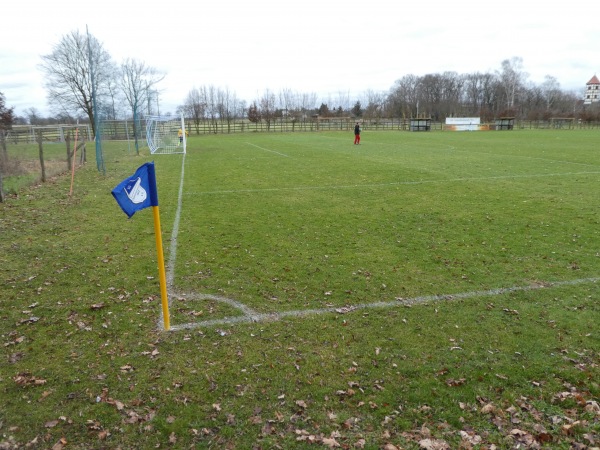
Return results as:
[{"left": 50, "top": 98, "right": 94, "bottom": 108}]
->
[
  {"left": 437, "top": 72, "right": 464, "bottom": 117},
  {"left": 183, "top": 88, "right": 206, "bottom": 134},
  {"left": 463, "top": 72, "right": 486, "bottom": 116},
  {"left": 418, "top": 74, "right": 444, "bottom": 120},
  {"left": 520, "top": 84, "right": 546, "bottom": 120},
  {"left": 554, "top": 90, "right": 581, "bottom": 117},
  {"left": 236, "top": 99, "right": 248, "bottom": 121},
  {"left": 280, "top": 89, "right": 311, "bottom": 130},
  {"left": 258, "top": 89, "right": 277, "bottom": 131},
  {"left": 479, "top": 73, "right": 502, "bottom": 120},
  {"left": 336, "top": 90, "right": 351, "bottom": 114},
  {"left": 541, "top": 75, "right": 561, "bottom": 110},
  {"left": 220, "top": 87, "right": 239, "bottom": 133},
  {"left": 24, "top": 107, "right": 43, "bottom": 125},
  {"left": 363, "top": 90, "right": 385, "bottom": 121},
  {"left": 119, "top": 58, "right": 165, "bottom": 153},
  {"left": 299, "top": 92, "right": 317, "bottom": 129},
  {"left": 279, "top": 88, "right": 295, "bottom": 131},
  {"left": 497, "top": 57, "right": 528, "bottom": 111},
  {"left": 388, "top": 74, "right": 420, "bottom": 118},
  {"left": 216, "top": 89, "right": 227, "bottom": 131},
  {"left": 104, "top": 78, "right": 125, "bottom": 120},
  {"left": 40, "top": 30, "right": 115, "bottom": 135},
  {"left": 200, "top": 85, "right": 220, "bottom": 134}
]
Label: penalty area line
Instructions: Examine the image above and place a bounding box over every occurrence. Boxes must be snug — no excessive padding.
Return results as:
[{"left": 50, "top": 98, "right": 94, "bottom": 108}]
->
[
  {"left": 184, "top": 171, "right": 600, "bottom": 196},
  {"left": 166, "top": 276, "right": 600, "bottom": 331},
  {"left": 246, "top": 142, "right": 290, "bottom": 157}
]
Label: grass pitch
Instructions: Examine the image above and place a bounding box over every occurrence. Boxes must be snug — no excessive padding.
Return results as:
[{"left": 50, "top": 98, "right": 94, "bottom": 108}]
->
[
  {"left": 167, "top": 130, "right": 600, "bottom": 324},
  {"left": 1, "top": 129, "right": 598, "bottom": 448}
]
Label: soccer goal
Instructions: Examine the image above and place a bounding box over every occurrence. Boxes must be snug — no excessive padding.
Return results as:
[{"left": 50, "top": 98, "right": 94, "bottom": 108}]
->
[{"left": 145, "top": 114, "right": 187, "bottom": 154}]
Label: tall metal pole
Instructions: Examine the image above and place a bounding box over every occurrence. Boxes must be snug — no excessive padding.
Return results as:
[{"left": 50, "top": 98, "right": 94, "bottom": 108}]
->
[{"left": 87, "top": 25, "right": 105, "bottom": 175}]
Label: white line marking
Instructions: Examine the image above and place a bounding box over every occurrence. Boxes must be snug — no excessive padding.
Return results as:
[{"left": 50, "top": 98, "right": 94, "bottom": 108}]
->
[
  {"left": 166, "top": 154, "right": 186, "bottom": 289},
  {"left": 171, "top": 291, "right": 262, "bottom": 319},
  {"left": 183, "top": 171, "right": 600, "bottom": 196},
  {"left": 168, "top": 277, "right": 600, "bottom": 331},
  {"left": 246, "top": 142, "right": 290, "bottom": 157},
  {"left": 160, "top": 150, "right": 599, "bottom": 332}
]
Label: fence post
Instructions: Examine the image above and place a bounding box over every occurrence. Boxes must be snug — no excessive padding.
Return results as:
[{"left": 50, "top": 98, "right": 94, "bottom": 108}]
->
[
  {"left": 65, "top": 132, "right": 72, "bottom": 172},
  {"left": 0, "top": 131, "right": 7, "bottom": 165},
  {"left": 37, "top": 130, "right": 46, "bottom": 183}
]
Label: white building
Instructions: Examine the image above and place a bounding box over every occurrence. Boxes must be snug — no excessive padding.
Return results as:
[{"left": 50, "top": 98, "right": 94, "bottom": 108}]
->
[{"left": 583, "top": 75, "right": 600, "bottom": 105}]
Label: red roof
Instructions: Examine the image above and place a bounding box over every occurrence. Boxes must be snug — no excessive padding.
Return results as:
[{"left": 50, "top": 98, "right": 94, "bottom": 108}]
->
[{"left": 587, "top": 75, "right": 600, "bottom": 85}]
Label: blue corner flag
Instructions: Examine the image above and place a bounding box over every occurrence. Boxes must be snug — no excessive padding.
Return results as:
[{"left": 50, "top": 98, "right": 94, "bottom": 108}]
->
[{"left": 112, "top": 162, "right": 158, "bottom": 218}]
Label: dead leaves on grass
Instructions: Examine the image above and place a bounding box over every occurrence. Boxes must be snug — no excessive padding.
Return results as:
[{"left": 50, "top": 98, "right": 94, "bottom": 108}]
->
[
  {"left": 3, "top": 379, "right": 600, "bottom": 449},
  {"left": 80, "top": 387, "right": 156, "bottom": 441},
  {"left": 279, "top": 376, "right": 599, "bottom": 449},
  {"left": 12, "top": 372, "right": 47, "bottom": 387}
]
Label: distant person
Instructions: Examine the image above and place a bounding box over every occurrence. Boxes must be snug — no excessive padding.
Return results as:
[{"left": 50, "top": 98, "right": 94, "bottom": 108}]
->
[
  {"left": 354, "top": 122, "right": 361, "bottom": 145},
  {"left": 178, "top": 129, "right": 183, "bottom": 146}
]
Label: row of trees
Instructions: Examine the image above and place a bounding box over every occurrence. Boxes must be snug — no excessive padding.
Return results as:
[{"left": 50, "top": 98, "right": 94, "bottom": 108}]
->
[
  {"left": 3, "top": 29, "right": 600, "bottom": 135},
  {"left": 179, "top": 58, "right": 597, "bottom": 128},
  {"left": 35, "top": 30, "right": 164, "bottom": 152},
  {"left": 387, "top": 58, "right": 588, "bottom": 122}
]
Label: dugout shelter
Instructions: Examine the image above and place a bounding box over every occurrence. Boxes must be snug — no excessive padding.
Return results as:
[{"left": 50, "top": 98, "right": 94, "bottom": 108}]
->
[
  {"left": 409, "top": 118, "right": 431, "bottom": 131},
  {"left": 495, "top": 117, "right": 515, "bottom": 130}
]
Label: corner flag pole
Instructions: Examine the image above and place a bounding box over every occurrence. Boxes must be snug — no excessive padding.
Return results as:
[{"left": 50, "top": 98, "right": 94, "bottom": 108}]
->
[
  {"left": 152, "top": 205, "right": 170, "bottom": 330},
  {"left": 111, "top": 161, "right": 170, "bottom": 330},
  {"left": 147, "top": 164, "right": 170, "bottom": 330}
]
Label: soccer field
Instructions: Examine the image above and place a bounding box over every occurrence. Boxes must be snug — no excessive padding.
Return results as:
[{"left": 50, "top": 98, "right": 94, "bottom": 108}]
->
[
  {"left": 150, "top": 130, "right": 600, "bottom": 329},
  {"left": 2, "top": 128, "right": 599, "bottom": 449}
]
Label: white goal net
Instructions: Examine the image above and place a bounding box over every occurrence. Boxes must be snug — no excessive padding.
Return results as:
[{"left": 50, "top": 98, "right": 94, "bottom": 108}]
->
[{"left": 145, "top": 114, "right": 186, "bottom": 154}]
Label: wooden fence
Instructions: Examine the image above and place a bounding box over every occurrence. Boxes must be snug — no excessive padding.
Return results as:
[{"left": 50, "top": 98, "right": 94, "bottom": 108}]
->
[
  {"left": 179, "top": 118, "right": 600, "bottom": 135},
  {"left": 5, "top": 118, "right": 600, "bottom": 145},
  {"left": 6, "top": 124, "right": 93, "bottom": 144}
]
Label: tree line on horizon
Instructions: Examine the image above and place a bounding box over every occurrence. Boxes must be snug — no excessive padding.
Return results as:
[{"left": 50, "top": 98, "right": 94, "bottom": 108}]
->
[{"left": 3, "top": 29, "right": 600, "bottom": 133}]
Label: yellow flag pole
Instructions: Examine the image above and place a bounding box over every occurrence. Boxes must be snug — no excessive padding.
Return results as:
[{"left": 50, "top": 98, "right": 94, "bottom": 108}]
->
[
  {"left": 112, "top": 162, "right": 170, "bottom": 330},
  {"left": 152, "top": 205, "right": 170, "bottom": 330}
]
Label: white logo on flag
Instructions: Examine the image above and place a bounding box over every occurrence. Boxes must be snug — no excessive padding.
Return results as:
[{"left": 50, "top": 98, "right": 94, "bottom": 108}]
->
[{"left": 125, "top": 177, "right": 147, "bottom": 204}]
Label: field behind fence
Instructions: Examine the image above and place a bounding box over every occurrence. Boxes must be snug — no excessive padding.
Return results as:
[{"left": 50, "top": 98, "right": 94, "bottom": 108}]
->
[{"left": 0, "top": 132, "right": 88, "bottom": 195}]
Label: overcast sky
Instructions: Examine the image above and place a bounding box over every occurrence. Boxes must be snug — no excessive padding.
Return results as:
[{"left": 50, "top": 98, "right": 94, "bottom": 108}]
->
[{"left": 1, "top": 0, "right": 597, "bottom": 117}]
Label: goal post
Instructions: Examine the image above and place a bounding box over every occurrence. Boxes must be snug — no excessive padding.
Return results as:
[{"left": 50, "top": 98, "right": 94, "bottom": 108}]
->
[{"left": 145, "top": 114, "right": 187, "bottom": 154}]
